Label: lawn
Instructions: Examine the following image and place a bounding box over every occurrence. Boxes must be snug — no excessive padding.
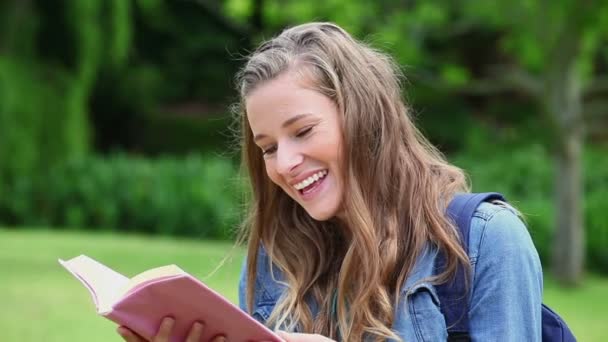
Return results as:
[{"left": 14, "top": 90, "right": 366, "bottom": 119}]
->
[{"left": 1, "top": 228, "right": 606, "bottom": 341}]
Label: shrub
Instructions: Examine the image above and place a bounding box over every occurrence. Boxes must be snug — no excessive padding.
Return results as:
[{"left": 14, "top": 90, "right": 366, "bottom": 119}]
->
[
  {"left": 137, "top": 113, "right": 235, "bottom": 157},
  {"left": 0, "top": 154, "right": 241, "bottom": 240}
]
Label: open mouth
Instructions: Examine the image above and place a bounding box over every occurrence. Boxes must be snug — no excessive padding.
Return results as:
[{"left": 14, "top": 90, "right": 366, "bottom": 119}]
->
[{"left": 294, "top": 170, "right": 328, "bottom": 195}]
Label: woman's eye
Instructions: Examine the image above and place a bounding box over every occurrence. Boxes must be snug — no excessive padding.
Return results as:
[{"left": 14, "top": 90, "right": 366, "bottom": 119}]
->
[
  {"left": 296, "top": 127, "right": 313, "bottom": 137},
  {"left": 262, "top": 145, "right": 277, "bottom": 156}
]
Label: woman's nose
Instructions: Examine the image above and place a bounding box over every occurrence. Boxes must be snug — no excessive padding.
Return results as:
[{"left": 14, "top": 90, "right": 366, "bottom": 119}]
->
[{"left": 276, "top": 144, "right": 303, "bottom": 175}]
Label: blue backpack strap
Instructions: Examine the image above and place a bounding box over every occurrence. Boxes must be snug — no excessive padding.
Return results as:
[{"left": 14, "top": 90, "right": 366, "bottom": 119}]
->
[{"left": 436, "top": 192, "right": 506, "bottom": 342}]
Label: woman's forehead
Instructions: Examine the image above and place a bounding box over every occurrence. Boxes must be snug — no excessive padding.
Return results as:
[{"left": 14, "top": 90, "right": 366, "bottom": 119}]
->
[{"left": 246, "top": 76, "right": 331, "bottom": 125}]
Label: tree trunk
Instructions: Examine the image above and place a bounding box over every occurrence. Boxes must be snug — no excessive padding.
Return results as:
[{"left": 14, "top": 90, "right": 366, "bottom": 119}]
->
[
  {"left": 545, "top": 32, "right": 585, "bottom": 285},
  {"left": 552, "top": 129, "right": 584, "bottom": 285}
]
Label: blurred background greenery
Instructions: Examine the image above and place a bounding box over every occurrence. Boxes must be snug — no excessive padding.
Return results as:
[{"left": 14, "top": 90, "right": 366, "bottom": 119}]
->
[{"left": 0, "top": 0, "right": 606, "bottom": 340}]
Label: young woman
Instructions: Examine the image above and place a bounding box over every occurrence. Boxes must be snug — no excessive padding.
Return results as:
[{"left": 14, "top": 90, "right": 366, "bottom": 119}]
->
[{"left": 119, "top": 22, "right": 543, "bottom": 342}]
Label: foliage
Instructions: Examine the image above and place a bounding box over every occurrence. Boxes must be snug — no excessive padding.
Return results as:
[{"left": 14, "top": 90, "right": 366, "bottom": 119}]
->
[
  {"left": 452, "top": 145, "right": 608, "bottom": 273},
  {"left": 89, "top": 0, "right": 245, "bottom": 153},
  {"left": 136, "top": 113, "right": 237, "bottom": 158},
  {"left": 0, "top": 155, "right": 242, "bottom": 240},
  {"left": 0, "top": 0, "right": 132, "bottom": 188},
  {"left": 130, "top": 0, "right": 244, "bottom": 104}
]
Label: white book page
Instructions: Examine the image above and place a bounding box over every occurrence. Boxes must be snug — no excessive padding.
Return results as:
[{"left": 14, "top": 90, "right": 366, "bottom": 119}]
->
[{"left": 59, "top": 255, "right": 129, "bottom": 314}]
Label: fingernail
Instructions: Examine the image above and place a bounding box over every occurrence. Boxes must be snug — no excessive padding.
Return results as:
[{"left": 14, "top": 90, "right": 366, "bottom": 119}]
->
[{"left": 193, "top": 321, "right": 203, "bottom": 330}]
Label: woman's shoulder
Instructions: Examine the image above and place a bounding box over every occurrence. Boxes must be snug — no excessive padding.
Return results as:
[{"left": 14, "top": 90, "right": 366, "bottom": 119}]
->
[
  {"left": 471, "top": 199, "right": 521, "bottom": 223},
  {"left": 467, "top": 200, "right": 540, "bottom": 265},
  {"left": 465, "top": 200, "right": 544, "bottom": 340}
]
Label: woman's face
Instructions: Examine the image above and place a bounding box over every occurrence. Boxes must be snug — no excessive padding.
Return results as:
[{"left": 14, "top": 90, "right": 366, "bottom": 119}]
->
[{"left": 246, "top": 71, "right": 344, "bottom": 221}]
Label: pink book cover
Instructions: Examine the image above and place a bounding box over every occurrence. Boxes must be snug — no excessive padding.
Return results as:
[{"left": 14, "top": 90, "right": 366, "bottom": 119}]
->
[{"left": 59, "top": 255, "right": 283, "bottom": 342}]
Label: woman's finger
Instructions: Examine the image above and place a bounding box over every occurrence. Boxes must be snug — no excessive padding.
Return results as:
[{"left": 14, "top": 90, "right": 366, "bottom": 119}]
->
[
  {"left": 184, "top": 321, "right": 204, "bottom": 342},
  {"left": 117, "top": 326, "right": 145, "bottom": 342},
  {"left": 152, "top": 317, "right": 175, "bottom": 342}
]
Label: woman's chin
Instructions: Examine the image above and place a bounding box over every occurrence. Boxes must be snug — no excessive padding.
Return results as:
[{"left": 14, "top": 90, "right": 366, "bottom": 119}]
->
[{"left": 303, "top": 205, "right": 338, "bottom": 222}]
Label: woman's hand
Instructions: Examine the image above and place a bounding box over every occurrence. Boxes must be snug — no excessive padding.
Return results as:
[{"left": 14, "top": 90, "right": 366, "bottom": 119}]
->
[
  {"left": 117, "top": 317, "right": 226, "bottom": 342},
  {"left": 276, "top": 331, "right": 335, "bottom": 342}
]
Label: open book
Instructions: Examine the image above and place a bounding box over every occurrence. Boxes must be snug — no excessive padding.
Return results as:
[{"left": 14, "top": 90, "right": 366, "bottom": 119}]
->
[{"left": 59, "top": 255, "right": 282, "bottom": 342}]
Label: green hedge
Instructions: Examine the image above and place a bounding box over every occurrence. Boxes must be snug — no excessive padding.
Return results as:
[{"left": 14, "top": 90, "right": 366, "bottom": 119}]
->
[
  {"left": 2, "top": 145, "right": 606, "bottom": 271},
  {"left": 452, "top": 145, "right": 608, "bottom": 273},
  {"left": 0, "top": 154, "right": 241, "bottom": 239}
]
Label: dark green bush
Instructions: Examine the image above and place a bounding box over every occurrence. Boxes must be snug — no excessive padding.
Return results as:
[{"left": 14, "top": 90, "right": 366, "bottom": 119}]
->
[
  {"left": 452, "top": 145, "right": 608, "bottom": 273},
  {"left": 0, "top": 154, "right": 241, "bottom": 239},
  {"left": 137, "top": 113, "right": 236, "bottom": 157}
]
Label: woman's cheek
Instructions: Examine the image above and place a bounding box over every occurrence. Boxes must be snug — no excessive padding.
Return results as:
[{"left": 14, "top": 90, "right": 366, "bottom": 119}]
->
[{"left": 265, "top": 164, "right": 282, "bottom": 187}]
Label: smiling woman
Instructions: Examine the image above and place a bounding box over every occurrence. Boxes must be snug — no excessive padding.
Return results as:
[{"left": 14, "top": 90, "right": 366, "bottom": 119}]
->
[
  {"left": 246, "top": 71, "right": 344, "bottom": 221},
  {"left": 117, "top": 22, "right": 546, "bottom": 342}
]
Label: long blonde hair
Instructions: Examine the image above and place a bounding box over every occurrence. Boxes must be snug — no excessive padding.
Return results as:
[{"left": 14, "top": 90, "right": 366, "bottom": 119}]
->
[{"left": 235, "top": 22, "right": 469, "bottom": 341}]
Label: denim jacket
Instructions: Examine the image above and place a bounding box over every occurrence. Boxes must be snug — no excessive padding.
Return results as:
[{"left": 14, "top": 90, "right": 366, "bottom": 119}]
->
[{"left": 239, "top": 202, "right": 543, "bottom": 341}]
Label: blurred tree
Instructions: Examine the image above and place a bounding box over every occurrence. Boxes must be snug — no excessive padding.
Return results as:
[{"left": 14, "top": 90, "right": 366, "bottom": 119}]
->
[
  {"left": 90, "top": 0, "right": 250, "bottom": 153},
  {"left": 450, "top": 1, "right": 608, "bottom": 285},
  {"left": 0, "top": 0, "right": 132, "bottom": 219}
]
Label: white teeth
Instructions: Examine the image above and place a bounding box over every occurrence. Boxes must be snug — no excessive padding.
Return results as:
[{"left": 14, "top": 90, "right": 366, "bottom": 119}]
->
[{"left": 294, "top": 170, "right": 328, "bottom": 190}]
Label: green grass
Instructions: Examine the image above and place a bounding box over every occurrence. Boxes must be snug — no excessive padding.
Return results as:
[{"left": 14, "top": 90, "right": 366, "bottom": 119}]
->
[
  {"left": 1, "top": 228, "right": 607, "bottom": 341},
  {"left": 543, "top": 274, "right": 608, "bottom": 341},
  {"left": 0, "top": 228, "right": 245, "bottom": 342}
]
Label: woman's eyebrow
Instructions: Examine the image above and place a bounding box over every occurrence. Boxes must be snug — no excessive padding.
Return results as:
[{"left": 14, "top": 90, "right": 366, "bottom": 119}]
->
[
  {"left": 281, "top": 113, "right": 313, "bottom": 129},
  {"left": 253, "top": 113, "right": 313, "bottom": 142}
]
